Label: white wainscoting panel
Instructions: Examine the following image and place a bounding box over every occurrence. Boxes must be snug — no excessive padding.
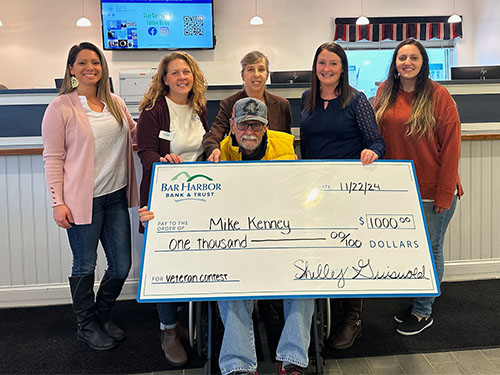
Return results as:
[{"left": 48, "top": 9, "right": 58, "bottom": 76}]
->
[
  {"left": 0, "top": 140, "right": 499, "bottom": 307},
  {"left": 0, "top": 153, "right": 144, "bottom": 307},
  {"left": 443, "top": 140, "right": 500, "bottom": 263}
]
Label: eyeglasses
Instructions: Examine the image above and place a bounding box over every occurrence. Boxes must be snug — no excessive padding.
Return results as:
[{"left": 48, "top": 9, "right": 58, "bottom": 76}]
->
[{"left": 235, "top": 122, "right": 265, "bottom": 132}]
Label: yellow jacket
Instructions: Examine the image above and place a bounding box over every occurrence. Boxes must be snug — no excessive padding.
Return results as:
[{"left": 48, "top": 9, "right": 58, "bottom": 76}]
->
[{"left": 220, "top": 130, "right": 295, "bottom": 161}]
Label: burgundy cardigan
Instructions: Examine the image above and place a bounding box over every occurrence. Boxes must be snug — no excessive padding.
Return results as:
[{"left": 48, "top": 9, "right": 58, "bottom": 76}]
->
[{"left": 136, "top": 96, "right": 209, "bottom": 210}]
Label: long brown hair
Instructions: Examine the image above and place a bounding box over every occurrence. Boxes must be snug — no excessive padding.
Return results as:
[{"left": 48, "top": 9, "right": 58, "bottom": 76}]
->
[
  {"left": 60, "top": 42, "right": 124, "bottom": 126},
  {"left": 373, "top": 38, "right": 435, "bottom": 138},
  {"left": 303, "top": 42, "right": 355, "bottom": 112},
  {"left": 139, "top": 52, "right": 206, "bottom": 113}
]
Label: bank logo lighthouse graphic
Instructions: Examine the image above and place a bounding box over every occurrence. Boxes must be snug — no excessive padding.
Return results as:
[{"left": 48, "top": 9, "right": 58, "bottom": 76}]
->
[{"left": 161, "top": 171, "right": 221, "bottom": 202}]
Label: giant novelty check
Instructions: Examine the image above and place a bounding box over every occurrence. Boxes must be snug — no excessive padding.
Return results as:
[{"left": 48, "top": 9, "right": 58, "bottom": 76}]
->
[{"left": 137, "top": 160, "right": 439, "bottom": 302}]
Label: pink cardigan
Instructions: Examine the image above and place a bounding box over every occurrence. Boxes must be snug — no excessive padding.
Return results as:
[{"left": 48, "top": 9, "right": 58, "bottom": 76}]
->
[{"left": 42, "top": 90, "right": 139, "bottom": 225}]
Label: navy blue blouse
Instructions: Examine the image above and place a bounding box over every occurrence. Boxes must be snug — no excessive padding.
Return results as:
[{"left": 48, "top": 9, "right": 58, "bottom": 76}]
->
[{"left": 299, "top": 89, "right": 385, "bottom": 160}]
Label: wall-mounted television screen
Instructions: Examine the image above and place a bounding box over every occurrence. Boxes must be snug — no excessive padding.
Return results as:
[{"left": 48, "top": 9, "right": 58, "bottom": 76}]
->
[{"left": 101, "top": 0, "right": 215, "bottom": 50}]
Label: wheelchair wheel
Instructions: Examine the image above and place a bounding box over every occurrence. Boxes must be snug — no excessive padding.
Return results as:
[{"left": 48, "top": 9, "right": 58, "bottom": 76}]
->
[{"left": 310, "top": 299, "right": 330, "bottom": 375}]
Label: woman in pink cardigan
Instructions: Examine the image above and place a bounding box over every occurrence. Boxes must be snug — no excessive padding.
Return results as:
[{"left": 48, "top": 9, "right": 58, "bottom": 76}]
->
[{"left": 42, "top": 42, "right": 138, "bottom": 351}]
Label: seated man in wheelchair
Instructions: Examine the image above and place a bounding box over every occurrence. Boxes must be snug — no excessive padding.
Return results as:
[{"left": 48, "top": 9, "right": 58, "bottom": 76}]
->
[
  {"left": 214, "top": 98, "right": 314, "bottom": 375},
  {"left": 139, "top": 98, "right": 314, "bottom": 375}
]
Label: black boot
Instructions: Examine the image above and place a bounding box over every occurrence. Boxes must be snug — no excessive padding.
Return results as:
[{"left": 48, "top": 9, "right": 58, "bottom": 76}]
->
[
  {"left": 95, "top": 272, "right": 126, "bottom": 341},
  {"left": 330, "top": 298, "right": 362, "bottom": 350},
  {"left": 69, "top": 273, "right": 117, "bottom": 350}
]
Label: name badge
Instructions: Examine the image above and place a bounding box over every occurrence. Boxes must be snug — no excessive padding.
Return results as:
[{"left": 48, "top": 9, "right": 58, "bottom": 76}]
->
[{"left": 159, "top": 130, "right": 173, "bottom": 141}]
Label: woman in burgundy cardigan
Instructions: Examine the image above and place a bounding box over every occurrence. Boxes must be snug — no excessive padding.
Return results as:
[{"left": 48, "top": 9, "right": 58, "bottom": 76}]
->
[{"left": 136, "top": 52, "right": 208, "bottom": 367}]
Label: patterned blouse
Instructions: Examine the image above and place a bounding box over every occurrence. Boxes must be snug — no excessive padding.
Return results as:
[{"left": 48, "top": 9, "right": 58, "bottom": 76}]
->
[{"left": 300, "top": 89, "right": 385, "bottom": 160}]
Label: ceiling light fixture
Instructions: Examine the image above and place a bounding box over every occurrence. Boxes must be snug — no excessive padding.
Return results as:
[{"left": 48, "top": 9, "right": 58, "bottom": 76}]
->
[
  {"left": 76, "top": 0, "right": 92, "bottom": 27},
  {"left": 355, "top": 0, "right": 369, "bottom": 25},
  {"left": 448, "top": 0, "right": 462, "bottom": 23},
  {"left": 0, "top": 20, "right": 3, "bottom": 27},
  {"left": 250, "top": 0, "right": 263, "bottom": 26}
]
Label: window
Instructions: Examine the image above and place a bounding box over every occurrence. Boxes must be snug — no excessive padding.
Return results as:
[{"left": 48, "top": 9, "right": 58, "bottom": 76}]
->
[
  {"left": 341, "top": 44, "right": 454, "bottom": 98},
  {"left": 333, "top": 16, "right": 462, "bottom": 98}
]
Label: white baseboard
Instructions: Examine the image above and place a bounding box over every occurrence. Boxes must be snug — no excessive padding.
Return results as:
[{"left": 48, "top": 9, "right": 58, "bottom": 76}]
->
[
  {"left": 1, "top": 259, "right": 500, "bottom": 308},
  {"left": 0, "top": 279, "right": 139, "bottom": 308},
  {"left": 442, "top": 258, "right": 500, "bottom": 282}
]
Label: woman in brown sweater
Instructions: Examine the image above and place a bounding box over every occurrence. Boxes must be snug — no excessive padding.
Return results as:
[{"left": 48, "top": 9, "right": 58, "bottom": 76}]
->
[{"left": 202, "top": 51, "right": 291, "bottom": 162}]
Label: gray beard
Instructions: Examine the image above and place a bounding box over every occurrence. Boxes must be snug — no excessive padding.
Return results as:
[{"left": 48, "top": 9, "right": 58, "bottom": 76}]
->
[{"left": 240, "top": 135, "right": 259, "bottom": 151}]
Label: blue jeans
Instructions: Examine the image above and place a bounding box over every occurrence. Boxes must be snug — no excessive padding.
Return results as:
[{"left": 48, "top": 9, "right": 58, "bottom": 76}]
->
[
  {"left": 66, "top": 188, "right": 131, "bottom": 279},
  {"left": 413, "top": 196, "right": 458, "bottom": 318},
  {"left": 218, "top": 299, "right": 314, "bottom": 375},
  {"left": 157, "top": 302, "right": 179, "bottom": 328}
]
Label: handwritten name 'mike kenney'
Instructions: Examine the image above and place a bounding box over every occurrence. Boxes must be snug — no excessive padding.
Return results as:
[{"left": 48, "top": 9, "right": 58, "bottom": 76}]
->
[
  {"left": 209, "top": 216, "right": 292, "bottom": 235},
  {"left": 293, "top": 258, "right": 429, "bottom": 288}
]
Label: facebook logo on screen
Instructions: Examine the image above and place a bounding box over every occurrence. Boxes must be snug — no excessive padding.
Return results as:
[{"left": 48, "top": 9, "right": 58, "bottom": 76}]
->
[{"left": 148, "top": 27, "right": 157, "bottom": 36}]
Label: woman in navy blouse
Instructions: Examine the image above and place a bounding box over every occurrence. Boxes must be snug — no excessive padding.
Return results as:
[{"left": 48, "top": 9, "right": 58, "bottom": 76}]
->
[{"left": 300, "top": 42, "right": 385, "bottom": 350}]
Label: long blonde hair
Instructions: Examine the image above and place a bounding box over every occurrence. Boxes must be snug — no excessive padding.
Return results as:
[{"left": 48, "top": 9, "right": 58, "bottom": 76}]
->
[
  {"left": 60, "top": 42, "right": 124, "bottom": 126},
  {"left": 139, "top": 52, "right": 206, "bottom": 113},
  {"left": 373, "top": 39, "right": 435, "bottom": 138}
]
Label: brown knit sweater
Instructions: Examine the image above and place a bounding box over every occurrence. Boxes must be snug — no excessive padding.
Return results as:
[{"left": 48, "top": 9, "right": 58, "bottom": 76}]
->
[{"left": 376, "top": 81, "right": 463, "bottom": 209}]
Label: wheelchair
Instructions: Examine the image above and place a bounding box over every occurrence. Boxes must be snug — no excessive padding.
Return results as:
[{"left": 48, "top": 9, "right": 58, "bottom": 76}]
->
[{"left": 187, "top": 298, "right": 332, "bottom": 375}]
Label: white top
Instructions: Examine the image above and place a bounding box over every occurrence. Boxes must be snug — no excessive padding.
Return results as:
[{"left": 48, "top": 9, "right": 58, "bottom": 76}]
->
[
  {"left": 165, "top": 96, "right": 205, "bottom": 162},
  {"left": 80, "top": 96, "right": 128, "bottom": 197}
]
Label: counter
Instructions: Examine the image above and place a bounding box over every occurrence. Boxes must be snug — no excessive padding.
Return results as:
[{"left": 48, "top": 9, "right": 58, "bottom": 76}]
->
[
  {"left": 1, "top": 81, "right": 500, "bottom": 151},
  {"left": 1, "top": 81, "right": 499, "bottom": 307}
]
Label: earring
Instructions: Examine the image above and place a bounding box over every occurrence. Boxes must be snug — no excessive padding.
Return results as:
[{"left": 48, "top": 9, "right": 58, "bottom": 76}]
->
[{"left": 71, "top": 75, "right": 79, "bottom": 89}]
